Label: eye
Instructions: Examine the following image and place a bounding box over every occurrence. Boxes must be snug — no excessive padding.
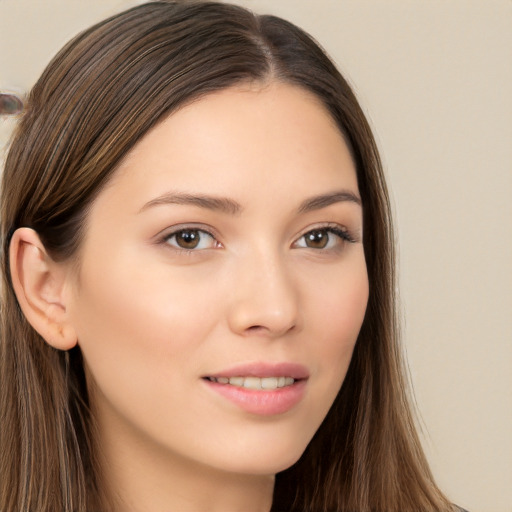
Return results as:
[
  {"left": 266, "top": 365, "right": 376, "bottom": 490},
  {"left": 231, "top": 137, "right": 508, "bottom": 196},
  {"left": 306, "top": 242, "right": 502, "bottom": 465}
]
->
[
  {"left": 164, "top": 228, "right": 218, "bottom": 250},
  {"left": 294, "top": 226, "right": 354, "bottom": 250}
]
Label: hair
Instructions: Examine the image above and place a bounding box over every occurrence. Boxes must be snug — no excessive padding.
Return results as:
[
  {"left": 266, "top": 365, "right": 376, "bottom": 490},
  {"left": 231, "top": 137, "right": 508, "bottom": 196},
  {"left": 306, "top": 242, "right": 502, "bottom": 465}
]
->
[{"left": 0, "top": 1, "right": 456, "bottom": 511}]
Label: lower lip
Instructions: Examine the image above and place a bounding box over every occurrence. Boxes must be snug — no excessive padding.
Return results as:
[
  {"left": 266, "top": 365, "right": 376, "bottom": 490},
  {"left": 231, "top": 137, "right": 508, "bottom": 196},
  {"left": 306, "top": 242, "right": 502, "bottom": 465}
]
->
[{"left": 204, "top": 379, "right": 307, "bottom": 416}]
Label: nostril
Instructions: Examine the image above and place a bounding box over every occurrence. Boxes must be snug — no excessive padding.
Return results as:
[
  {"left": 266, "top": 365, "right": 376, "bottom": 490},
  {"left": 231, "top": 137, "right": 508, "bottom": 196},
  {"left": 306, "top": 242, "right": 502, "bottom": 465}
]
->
[
  {"left": 247, "top": 325, "right": 265, "bottom": 332},
  {"left": 244, "top": 323, "right": 295, "bottom": 337}
]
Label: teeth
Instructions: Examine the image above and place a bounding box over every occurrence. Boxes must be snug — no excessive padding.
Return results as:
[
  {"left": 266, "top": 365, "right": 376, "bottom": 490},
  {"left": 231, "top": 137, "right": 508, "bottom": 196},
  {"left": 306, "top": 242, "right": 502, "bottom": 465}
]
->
[
  {"left": 243, "top": 377, "right": 262, "bottom": 390},
  {"left": 228, "top": 377, "right": 244, "bottom": 386},
  {"left": 261, "top": 377, "right": 278, "bottom": 390},
  {"left": 208, "top": 376, "right": 296, "bottom": 390}
]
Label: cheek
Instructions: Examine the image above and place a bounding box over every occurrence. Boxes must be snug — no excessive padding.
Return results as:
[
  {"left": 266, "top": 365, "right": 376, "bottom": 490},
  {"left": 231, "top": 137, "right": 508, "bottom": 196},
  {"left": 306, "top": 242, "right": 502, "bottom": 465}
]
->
[
  {"left": 72, "top": 247, "right": 220, "bottom": 346},
  {"left": 312, "top": 254, "right": 368, "bottom": 334},
  {"left": 306, "top": 258, "right": 369, "bottom": 392},
  {"left": 67, "top": 253, "right": 222, "bottom": 416}
]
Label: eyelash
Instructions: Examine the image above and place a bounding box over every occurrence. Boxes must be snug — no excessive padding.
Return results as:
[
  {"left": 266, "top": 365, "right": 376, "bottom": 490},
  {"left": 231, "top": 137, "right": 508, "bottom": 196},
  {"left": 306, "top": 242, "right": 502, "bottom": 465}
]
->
[
  {"left": 293, "top": 224, "right": 356, "bottom": 250},
  {"left": 162, "top": 226, "right": 220, "bottom": 253},
  {"left": 160, "top": 224, "right": 356, "bottom": 254}
]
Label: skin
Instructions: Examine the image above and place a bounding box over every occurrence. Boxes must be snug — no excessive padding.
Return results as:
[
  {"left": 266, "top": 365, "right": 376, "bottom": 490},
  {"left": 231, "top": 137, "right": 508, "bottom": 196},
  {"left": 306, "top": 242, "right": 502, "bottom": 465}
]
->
[{"left": 13, "top": 82, "right": 369, "bottom": 512}]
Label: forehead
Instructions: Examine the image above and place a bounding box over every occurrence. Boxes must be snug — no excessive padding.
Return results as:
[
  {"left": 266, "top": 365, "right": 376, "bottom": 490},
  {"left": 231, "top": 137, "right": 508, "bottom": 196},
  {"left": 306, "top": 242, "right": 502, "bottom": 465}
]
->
[{"left": 96, "top": 82, "right": 358, "bottom": 215}]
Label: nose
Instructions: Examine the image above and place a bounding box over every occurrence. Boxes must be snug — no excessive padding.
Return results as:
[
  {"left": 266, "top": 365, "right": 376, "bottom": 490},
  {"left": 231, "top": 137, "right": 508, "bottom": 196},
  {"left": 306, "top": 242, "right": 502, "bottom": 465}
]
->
[{"left": 227, "top": 250, "right": 300, "bottom": 339}]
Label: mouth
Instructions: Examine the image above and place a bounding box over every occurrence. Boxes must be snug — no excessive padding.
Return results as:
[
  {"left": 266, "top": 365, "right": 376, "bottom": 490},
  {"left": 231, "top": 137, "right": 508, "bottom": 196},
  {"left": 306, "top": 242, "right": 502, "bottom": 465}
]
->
[
  {"left": 202, "top": 363, "right": 309, "bottom": 415},
  {"left": 203, "top": 376, "right": 298, "bottom": 390}
]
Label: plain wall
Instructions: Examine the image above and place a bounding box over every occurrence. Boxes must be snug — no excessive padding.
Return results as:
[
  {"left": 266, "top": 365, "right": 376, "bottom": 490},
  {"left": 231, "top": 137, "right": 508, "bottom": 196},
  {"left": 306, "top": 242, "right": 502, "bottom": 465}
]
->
[{"left": 1, "top": 1, "right": 511, "bottom": 511}]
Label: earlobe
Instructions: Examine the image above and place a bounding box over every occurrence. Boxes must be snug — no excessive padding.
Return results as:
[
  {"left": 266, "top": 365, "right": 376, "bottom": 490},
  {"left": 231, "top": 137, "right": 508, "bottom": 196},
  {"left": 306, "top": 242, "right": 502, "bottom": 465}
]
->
[{"left": 9, "top": 227, "right": 78, "bottom": 350}]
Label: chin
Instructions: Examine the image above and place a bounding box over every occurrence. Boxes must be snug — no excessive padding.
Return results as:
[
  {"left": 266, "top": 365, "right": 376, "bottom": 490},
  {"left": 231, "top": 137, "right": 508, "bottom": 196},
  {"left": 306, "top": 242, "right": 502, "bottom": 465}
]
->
[{"left": 212, "top": 436, "right": 309, "bottom": 477}]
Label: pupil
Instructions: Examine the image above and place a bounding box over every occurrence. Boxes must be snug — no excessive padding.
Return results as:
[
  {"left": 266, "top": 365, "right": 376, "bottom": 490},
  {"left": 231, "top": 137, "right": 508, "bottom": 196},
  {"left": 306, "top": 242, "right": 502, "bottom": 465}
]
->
[
  {"left": 306, "top": 230, "right": 328, "bottom": 248},
  {"left": 176, "top": 230, "right": 200, "bottom": 249}
]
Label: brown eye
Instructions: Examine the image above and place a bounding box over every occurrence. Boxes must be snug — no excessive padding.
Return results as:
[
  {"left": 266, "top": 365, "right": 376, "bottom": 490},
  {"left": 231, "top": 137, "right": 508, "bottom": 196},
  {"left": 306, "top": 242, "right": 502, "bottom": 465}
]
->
[
  {"left": 304, "top": 229, "right": 329, "bottom": 249},
  {"left": 294, "top": 226, "right": 353, "bottom": 251},
  {"left": 165, "top": 229, "right": 217, "bottom": 251},
  {"left": 175, "top": 230, "right": 200, "bottom": 249}
]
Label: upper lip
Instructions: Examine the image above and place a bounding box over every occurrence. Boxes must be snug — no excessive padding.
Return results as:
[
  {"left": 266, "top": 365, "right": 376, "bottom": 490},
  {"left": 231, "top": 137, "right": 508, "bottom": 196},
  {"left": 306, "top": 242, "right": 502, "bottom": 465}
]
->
[{"left": 205, "top": 362, "right": 310, "bottom": 380}]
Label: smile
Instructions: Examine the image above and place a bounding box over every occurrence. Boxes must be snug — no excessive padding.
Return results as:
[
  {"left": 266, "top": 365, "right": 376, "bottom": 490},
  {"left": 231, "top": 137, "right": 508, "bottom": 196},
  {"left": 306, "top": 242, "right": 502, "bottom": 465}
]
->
[{"left": 205, "top": 376, "right": 295, "bottom": 390}]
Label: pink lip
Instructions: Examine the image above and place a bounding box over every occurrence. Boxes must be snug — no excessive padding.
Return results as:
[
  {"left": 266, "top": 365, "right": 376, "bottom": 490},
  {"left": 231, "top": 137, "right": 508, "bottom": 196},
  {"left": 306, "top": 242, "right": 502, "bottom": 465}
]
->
[
  {"left": 203, "top": 362, "right": 309, "bottom": 416},
  {"left": 207, "top": 362, "right": 310, "bottom": 380}
]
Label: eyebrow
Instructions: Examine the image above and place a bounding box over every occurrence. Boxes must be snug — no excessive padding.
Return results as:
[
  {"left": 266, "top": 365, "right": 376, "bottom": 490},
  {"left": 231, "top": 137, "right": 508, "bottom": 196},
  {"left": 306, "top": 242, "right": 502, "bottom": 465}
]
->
[
  {"left": 139, "top": 192, "right": 242, "bottom": 215},
  {"left": 139, "top": 189, "right": 361, "bottom": 215},
  {"left": 297, "top": 190, "right": 362, "bottom": 213}
]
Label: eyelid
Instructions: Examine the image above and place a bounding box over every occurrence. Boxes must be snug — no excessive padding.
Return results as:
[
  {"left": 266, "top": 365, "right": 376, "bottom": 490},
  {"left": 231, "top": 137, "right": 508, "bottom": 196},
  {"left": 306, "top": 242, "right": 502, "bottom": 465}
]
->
[
  {"left": 157, "top": 223, "right": 222, "bottom": 251},
  {"left": 154, "top": 221, "right": 359, "bottom": 253},
  {"left": 292, "top": 223, "right": 357, "bottom": 249}
]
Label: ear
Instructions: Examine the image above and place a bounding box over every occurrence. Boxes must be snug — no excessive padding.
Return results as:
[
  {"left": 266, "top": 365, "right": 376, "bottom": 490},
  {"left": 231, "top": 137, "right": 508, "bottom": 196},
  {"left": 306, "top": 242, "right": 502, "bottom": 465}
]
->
[{"left": 9, "top": 227, "right": 78, "bottom": 350}]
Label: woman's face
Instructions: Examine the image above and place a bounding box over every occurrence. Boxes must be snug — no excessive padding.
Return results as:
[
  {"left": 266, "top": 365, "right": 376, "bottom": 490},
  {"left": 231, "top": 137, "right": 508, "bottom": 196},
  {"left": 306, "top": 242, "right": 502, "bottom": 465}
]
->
[{"left": 65, "top": 82, "right": 368, "bottom": 476}]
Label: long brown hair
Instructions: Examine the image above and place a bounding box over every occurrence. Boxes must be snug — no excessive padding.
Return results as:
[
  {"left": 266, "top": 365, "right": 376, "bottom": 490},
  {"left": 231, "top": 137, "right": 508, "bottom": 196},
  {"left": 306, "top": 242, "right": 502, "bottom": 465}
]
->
[{"left": 1, "top": 2, "right": 455, "bottom": 511}]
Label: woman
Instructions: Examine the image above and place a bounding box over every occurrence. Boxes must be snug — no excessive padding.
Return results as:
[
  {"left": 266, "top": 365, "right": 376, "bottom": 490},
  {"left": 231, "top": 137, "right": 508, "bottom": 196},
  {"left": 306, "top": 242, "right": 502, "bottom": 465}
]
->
[{"left": 0, "top": 1, "right": 460, "bottom": 511}]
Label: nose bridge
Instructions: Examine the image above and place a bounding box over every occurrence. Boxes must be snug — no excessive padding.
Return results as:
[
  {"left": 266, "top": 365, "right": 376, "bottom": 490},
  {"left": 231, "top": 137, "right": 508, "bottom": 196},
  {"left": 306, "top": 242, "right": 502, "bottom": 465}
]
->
[{"left": 227, "top": 244, "right": 300, "bottom": 337}]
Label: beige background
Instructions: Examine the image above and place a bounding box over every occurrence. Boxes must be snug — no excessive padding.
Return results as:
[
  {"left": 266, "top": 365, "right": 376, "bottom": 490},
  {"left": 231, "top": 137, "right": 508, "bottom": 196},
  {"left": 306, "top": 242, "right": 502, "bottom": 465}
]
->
[{"left": 1, "top": 1, "right": 511, "bottom": 511}]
